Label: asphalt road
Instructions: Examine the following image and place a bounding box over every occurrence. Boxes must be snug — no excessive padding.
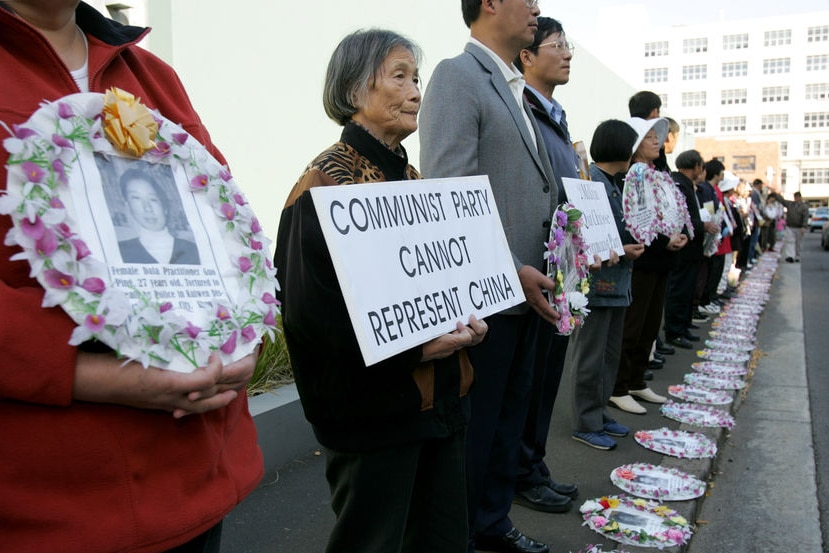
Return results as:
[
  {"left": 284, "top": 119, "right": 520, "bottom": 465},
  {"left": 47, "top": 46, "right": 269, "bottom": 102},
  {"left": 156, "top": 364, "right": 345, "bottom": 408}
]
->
[{"left": 222, "top": 236, "right": 827, "bottom": 553}]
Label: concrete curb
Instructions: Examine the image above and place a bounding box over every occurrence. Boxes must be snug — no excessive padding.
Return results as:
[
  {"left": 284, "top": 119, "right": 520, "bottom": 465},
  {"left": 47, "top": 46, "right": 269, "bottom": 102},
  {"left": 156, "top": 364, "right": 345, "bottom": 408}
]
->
[{"left": 248, "top": 384, "right": 317, "bottom": 471}]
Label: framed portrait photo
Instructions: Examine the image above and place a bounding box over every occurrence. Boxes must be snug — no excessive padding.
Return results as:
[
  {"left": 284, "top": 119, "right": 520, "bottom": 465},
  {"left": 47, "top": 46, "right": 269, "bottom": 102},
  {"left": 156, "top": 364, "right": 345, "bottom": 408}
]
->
[{"left": 2, "top": 90, "right": 279, "bottom": 372}]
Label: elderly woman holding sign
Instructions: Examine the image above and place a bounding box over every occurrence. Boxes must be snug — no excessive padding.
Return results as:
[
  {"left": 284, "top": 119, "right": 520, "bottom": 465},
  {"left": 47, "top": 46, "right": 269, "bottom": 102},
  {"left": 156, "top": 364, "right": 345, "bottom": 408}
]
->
[{"left": 274, "top": 29, "right": 487, "bottom": 553}]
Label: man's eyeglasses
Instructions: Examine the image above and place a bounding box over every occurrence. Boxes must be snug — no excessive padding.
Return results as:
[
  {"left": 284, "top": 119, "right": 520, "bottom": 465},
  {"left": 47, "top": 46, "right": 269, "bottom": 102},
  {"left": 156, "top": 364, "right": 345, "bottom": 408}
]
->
[
  {"left": 536, "top": 40, "right": 575, "bottom": 53},
  {"left": 523, "top": 0, "right": 540, "bottom": 7}
]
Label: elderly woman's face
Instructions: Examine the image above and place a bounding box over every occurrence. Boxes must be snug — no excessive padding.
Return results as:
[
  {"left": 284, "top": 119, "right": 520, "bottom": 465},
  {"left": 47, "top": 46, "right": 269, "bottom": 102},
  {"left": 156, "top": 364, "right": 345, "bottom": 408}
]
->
[
  {"left": 353, "top": 46, "right": 420, "bottom": 148},
  {"left": 125, "top": 178, "right": 167, "bottom": 232},
  {"left": 634, "top": 129, "right": 662, "bottom": 163}
]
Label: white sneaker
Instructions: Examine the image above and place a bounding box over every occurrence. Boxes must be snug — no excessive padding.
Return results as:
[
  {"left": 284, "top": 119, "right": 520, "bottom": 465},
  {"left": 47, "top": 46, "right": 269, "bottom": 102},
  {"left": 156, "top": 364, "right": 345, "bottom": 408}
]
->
[
  {"left": 609, "top": 395, "right": 647, "bottom": 414},
  {"left": 706, "top": 303, "right": 721, "bottom": 313},
  {"left": 630, "top": 388, "right": 667, "bottom": 404}
]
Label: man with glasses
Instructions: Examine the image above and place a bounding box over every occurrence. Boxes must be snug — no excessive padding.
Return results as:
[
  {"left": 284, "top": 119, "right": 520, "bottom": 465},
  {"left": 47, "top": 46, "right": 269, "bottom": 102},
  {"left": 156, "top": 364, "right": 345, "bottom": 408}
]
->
[
  {"left": 420, "top": 1, "right": 557, "bottom": 552},
  {"left": 511, "top": 16, "right": 583, "bottom": 509}
]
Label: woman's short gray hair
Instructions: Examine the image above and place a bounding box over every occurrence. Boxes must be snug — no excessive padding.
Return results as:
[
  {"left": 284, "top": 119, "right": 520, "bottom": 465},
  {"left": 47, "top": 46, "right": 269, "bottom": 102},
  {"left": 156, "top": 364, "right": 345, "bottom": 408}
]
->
[{"left": 323, "top": 29, "right": 422, "bottom": 126}]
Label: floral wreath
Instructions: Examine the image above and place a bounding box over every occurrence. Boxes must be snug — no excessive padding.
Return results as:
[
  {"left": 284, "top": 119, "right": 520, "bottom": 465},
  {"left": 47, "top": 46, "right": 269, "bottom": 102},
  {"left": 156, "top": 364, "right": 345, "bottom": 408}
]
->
[
  {"left": 660, "top": 399, "right": 736, "bottom": 429},
  {"left": 622, "top": 162, "right": 694, "bottom": 246},
  {"left": 684, "top": 372, "right": 746, "bottom": 391},
  {"left": 634, "top": 427, "right": 718, "bottom": 459},
  {"left": 691, "top": 361, "right": 748, "bottom": 377},
  {"left": 707, "top": 330, "right": 755, "bottom": 345},
  {"left": 1, "top": 89, "right": 279, "bottom": 371},
  {"left": 696, "top": 349, "right": 750, "bottom": 363},
  {"left": 544, "top": 203, "right": 590, "bottom": 335},
  {"left": 580, "top": 495, "right": 693, "bottom": 549},
  {"left": 610, "top": 463, "right": 706, "bottom": 501},
  {"left": 667, "top": 384, "right": 733, "bottom": 406},
  {"left": 703, "top": 339, "right": 754, "bottom": 353}
]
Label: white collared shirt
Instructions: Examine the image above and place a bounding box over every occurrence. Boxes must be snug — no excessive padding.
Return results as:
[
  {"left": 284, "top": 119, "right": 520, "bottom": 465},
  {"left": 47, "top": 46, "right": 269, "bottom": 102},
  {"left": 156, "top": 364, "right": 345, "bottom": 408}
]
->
[{"left": 469, "top": 38, "right": 537, "bottom": 148}]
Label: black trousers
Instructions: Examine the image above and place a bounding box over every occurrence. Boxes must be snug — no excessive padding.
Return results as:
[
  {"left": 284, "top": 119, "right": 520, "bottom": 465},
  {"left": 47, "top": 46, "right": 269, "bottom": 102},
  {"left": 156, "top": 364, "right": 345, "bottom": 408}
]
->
[
  {"left": 324, "top": 430, "right": 467, "bottom": 553},
  {"left": 165, "top": 522, "right": 222, "bottom": 553},
  {"left": 664, "top": 259, "right": 700, "bottom": 339}
]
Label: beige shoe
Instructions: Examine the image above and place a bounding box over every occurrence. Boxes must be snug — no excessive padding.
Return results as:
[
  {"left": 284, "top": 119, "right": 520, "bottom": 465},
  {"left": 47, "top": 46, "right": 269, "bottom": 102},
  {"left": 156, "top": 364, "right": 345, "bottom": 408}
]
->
[
  {"left": 609, "top": 394, "right": 647, "bottom": 415},
  {"left": 630, "top": 387, "right": 667, "bottom": 404}
]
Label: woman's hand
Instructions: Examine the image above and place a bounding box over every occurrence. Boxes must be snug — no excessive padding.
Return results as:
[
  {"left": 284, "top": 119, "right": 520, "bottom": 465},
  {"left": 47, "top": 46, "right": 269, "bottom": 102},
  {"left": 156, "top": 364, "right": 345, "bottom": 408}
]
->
[
  {"left": 420, "top": 315, "right": 489, "bottom": 362},
  {"left": 622, "top": 243, "right": 645, "bottom": 261},
  {"left": 667, "top": 234, "right": 688, "bottom": 251},
  {"left": 73, "top": 351, "right": 256, "bottom": 419}
]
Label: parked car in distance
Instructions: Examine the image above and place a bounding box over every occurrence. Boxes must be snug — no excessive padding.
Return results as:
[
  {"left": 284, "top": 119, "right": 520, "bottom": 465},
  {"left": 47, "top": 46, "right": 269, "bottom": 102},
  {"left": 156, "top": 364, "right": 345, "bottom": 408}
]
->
[
  {"left": 809, "top": 207, "right": 829, "bottom": 232},
  {"left": 822, "top": 221, "right": 829, "bottom": 251}
]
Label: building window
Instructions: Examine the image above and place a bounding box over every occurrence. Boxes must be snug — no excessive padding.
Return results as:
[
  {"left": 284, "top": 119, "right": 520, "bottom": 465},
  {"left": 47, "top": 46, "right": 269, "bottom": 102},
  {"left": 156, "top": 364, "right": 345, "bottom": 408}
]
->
[
  {"left": 762, "top": 86, "right": 790, "bottom": 102},
  {"left": 804, "top": 140, "right": 811, "bottom": 156},
  {"left": 808, "top": 26, "right": 829, "bottom": 42},
  {"left": 802, "top": 140, "right": 828, "bottom": 156},
  {"left": 644, "top": 67, "right": 668, "bottom": 83},
  {"left": 763, "top": 58, "right": 791, "bottom": 74},
  {"left": 659, "top": 94, "right": 668, "bottom": 109},
  {"left": 721, "top": 89, "right": 748, "bottom": 105},
  {"left": 804, "top": 112, "right": 829, "bottom": 128},
  {"left": 801, "top": 168, "right": 829, "bottom": 185},
  {"left": 722, "top": 61, "right": 748, "bottom": 78},
  {"left": 682, "top": 64, "right": 707, "bottom": 80},
  {"left": 764, "top": 29, "right": 792, "bottom": 46},
  {"left": 682, "top": 118, "right": 706, "bottom": 134},
  {"left": 683, "top": 37, "right": 708, "bottom": 54},
  {"left": 780, "top": 141, "right": 788, "bottom": 158},
  {"left": 807, "top": 55, "right": 829, "bottom": 72},
  {"left": 682, "top": 91, "right": 707, "bottom": 107},
  {"left": 805, "top": 83, "right": 829, "bottom": 100},
  {"left": 720, "top": 116, "right": 746, "bottom": 132},
  {"left": 644, "top": 41, "right": 669, "bottom": 57},
  {"left": 723, "top": 33, "right": 749, "bottom": 50},
  {"left": 761, "top": 114, "right": 788, "bottom": 130},
  {"left": 781, "top": 168, "right": 787, "bottom": 186}
]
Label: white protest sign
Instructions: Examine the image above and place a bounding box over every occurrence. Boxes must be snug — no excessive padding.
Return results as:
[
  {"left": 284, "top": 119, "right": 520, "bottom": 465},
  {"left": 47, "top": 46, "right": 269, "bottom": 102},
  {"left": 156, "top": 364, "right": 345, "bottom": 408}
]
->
[
  {"left": 562, "top": 177, "right": 623, "bottom": 261},
  {"left": 311, "top": 175, "right": 524, "bottom": 366}
]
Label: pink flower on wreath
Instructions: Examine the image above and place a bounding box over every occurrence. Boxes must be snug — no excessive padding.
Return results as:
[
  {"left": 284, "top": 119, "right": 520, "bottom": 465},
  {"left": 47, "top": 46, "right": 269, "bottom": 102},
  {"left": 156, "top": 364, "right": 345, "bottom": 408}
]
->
[
  {"left": 218, "top": 168, "right": 232, "bottom": 182},
  {"left": 555, "top": 210, "right": 568, "bottom": 228},
  {"left": 151, "top": 141, "right": 171, "bottom": 157},
  {"left": 57, "top": 102, "right": 74, "bottom": 119},
  {"left": 220, "top": 330, "right": 238, "bottom": 354},
  {"left": 21, "top": 161, "right": 45, "bottom": 183},
  {"left": 666, "top": 528, "right": 687, "bottom": 543},
  {"left": 261, "top": 292, "right": 280, "bottom": 305},
  {"left": 43, "top": 269, "right": 74, "bottom": 289},
  {"left": 20, "top": 215, "right": 45, "bottom": 239},
  {"left": 13, "top": 124, "right": 37, "bottom": 140},
  {"left": 221, "top": 203, "right": 236, "bottom": 221},
  {"left": 250, "top": 217, "right": 262, "bottom": 234},
  {"left": 185, "top": 322, "right": 201, "bottom": 339},
  {"left": 52, "top": 133, "right": 73, "bottom": 149},
  {"left": 51, "top": 196, "right": 66, "bottom": 209},
  {"left": 590, "top": 516, "right": 609, "bottom": 528},
  {"left": 233, "top": 193, "right": 247, "bottom": 206},
  {"left": 172, "top": 132, "right": 189, "bottom": 145},
  {"left": 81, "top": 277, "right": 106, "bottom": 294},
  {"left": 238, "top": 256, "right": 252, "bottom": 273},
  {"left": 84, "top": 313, "right": 106, "bottom": 332},
  {"left": 36, "top": 228, "right": 58, "bottom": 256},
  {"left": 159, "top": 302, "right": 174, "bottom": 313},
  {"left": 190, "top": 174, "right": 209, "bottom": 190},
  {"left": 263, "top": 309, "right": 277, "bottom": 327},
  {"left": 71, "top": 238, "right": 91, "bottom": 260},
  {"left": 249, "top": 238, "right": 263, "bottom": 251},
  {"left": 216, "top": 305, "right": 231, "bottom": 320},
  {"left": 241, "top": 325, "right": 256, "bottom": 343},
  {"left": 52, "top": 159, "right": 68, "bottom": 184}
]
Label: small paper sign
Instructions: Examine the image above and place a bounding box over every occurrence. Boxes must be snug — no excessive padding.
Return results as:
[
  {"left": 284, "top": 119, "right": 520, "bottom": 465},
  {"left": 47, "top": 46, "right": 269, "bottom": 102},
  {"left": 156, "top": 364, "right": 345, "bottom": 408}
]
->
[
  {"left": 311, "top": 175, "right": 523, "bottom": 365},
  {"left": 561, "top": 177, "right": 623, "bottom": 261}
]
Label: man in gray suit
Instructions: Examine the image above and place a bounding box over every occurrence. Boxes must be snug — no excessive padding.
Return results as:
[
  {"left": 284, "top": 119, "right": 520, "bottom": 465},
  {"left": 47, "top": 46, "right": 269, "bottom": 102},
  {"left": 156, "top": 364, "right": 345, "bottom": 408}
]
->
[{"left": 420, "top": 1, "right": 559, "bottom": 552}]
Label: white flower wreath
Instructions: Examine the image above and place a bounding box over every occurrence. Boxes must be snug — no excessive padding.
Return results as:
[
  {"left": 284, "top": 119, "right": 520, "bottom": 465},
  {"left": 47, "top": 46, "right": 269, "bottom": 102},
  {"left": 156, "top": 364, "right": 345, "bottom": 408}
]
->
[
  {"left": 610, "top": 463, "right": 706, "bottom": 501},
  {"left": 660, "top": 399, "right": 736, "bottom": 429},
  {"left": 580, "top": 494, "right": 693, "bottom": 549},
  {"left": 634, "top": 427, "right": 718, "bottom": 459},
  {"left": 1, "top": 90, "right": 279, "bottom": 372}
]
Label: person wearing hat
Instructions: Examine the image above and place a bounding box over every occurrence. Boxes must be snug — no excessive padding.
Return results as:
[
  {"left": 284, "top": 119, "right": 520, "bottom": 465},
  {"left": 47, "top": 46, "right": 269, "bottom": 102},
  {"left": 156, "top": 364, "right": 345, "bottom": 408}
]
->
[{"left": 610, "top": 117, "right": 687, "bottom": 416}]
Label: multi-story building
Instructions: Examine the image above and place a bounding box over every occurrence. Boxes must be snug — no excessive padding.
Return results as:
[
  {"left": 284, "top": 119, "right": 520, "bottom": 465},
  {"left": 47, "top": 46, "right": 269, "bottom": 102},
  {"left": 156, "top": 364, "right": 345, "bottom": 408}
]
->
[{"left": 638, "top": 11, "right": 829, "bottom": 204}]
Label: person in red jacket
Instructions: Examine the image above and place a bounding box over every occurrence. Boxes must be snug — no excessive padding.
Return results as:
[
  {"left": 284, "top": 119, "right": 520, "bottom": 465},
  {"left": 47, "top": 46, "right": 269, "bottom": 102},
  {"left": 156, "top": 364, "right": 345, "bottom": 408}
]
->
[{"left": 0, "top": 2, "right": 263, "bottom": 552}]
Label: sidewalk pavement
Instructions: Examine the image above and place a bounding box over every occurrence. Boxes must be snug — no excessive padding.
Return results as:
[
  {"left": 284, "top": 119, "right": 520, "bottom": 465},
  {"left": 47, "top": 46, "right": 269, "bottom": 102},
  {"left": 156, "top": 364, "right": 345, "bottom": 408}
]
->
[{"left": 223, "top": 251, "right": 819, "bottom": 553}]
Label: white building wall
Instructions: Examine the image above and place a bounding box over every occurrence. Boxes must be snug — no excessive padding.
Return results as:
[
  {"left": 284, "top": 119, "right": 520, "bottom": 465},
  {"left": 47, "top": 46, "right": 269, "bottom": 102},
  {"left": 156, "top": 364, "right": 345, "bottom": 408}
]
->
[
  {"left": 95, "top": 0, "right": 635, "bottom": 242},
  {"left": 636, "top": 12, "right": 829, "bottom": 201}
]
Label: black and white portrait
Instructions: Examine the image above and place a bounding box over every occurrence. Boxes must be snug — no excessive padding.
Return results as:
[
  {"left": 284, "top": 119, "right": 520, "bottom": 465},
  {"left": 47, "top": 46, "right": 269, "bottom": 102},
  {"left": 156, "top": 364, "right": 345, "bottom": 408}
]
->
[{"left": 96, "top": 155, "right": 200, "bottom": 265}]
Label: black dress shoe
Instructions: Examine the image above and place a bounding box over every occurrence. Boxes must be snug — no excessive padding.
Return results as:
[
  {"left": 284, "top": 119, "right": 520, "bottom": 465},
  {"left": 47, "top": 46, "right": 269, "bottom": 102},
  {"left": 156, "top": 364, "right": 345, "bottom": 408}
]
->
[
  {"left": 544, "top": 477, "right": 578, "bottom": 499},
  {"left": 643, "top": 369, "right": 654, "bottom": 380},
  {"left": 653, "top": 352, "right": 665, "bottom": 362},
  {"left": 649, "top": 358, "right": 664, "bottom": 370},
  {"left": 688, "top": 322, "right": 701, "bottom": 330},
  {"left": 656, "top": 343, "right": 675, "bottom": 355},
  {"left": 475, "top": 527, "right": 550, "bottom": 553},
  {"left": 683, "top": 331, "right": 700, "bottom": 342},
  {"left": 667, "top": 336, "right": 693, "bottom": 349},
  {"left": 513, "top": 484, "right": 572, "bottom": 513}
]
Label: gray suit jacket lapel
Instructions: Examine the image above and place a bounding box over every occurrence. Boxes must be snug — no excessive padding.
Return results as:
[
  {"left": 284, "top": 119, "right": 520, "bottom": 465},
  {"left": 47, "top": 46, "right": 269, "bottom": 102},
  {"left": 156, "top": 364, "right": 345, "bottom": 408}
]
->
[{"left": 465, "top": 43, "right": 553, "bottom": 184}]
